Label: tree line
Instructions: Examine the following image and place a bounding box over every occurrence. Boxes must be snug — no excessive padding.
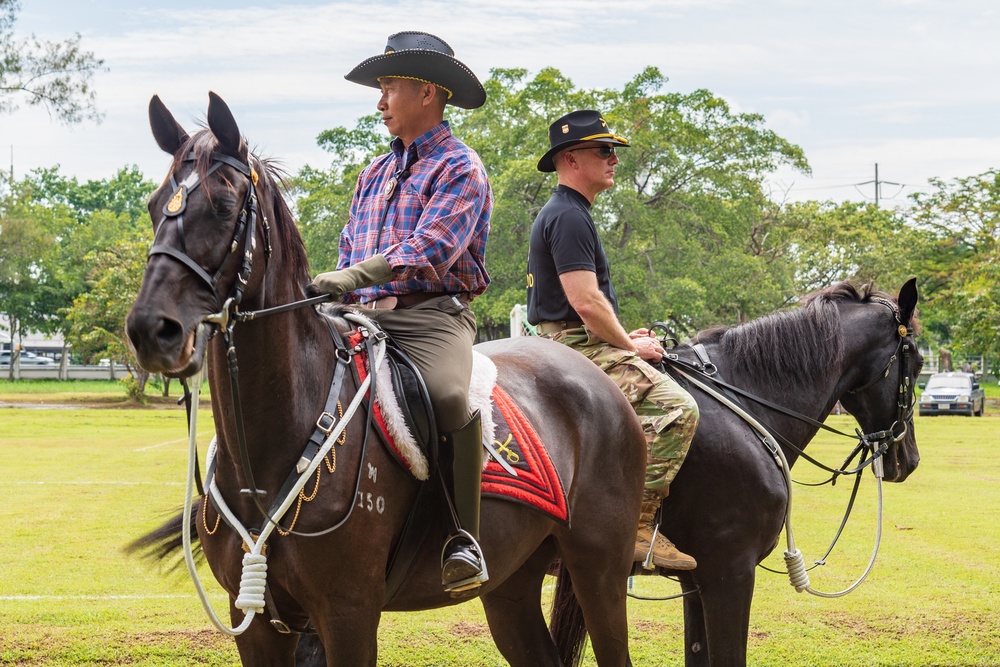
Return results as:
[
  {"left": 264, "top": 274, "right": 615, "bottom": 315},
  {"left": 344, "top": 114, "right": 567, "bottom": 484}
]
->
[{"left": 2, "top": 67, "right": 998, "bottom": 394}]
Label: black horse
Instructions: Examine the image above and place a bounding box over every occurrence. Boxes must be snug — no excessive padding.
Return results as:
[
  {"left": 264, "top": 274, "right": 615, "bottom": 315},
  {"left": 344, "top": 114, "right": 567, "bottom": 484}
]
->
[
  {"left": 602, "top": 279, "right": 921, "bottom": 666},
  {"left": 126, "top": 92, "right": 647, "bottom": 666}
]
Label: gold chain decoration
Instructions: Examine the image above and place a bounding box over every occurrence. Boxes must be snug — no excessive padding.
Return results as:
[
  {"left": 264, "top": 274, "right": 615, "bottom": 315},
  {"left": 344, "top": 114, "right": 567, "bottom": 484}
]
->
[
  {"left": 202, "top": 490, "right": 222, "bottom": 535},
  {"left": 201, "top": 402, "right": 347, "bottom": 539},
  {"left": 276, "top": 401, "right": 346, "bottom": 537},
  {"left": 201, "top": 402, "right": 348, "bottom": 539}
]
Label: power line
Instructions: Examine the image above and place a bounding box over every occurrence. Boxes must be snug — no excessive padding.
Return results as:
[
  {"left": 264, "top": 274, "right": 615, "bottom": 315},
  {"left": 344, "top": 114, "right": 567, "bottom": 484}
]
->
[{"left": 854, "top": 163, "right": 903, "bottom": 208}]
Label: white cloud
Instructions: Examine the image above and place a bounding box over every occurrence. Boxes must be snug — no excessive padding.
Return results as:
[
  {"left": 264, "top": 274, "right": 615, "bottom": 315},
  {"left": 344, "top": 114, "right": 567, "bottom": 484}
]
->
[{"left": 1, "top": 0, "right": 997, "bottom": 193}]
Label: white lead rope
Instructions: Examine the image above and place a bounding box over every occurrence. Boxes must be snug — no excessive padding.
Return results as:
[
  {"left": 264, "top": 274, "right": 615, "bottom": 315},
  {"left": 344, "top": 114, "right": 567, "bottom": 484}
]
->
[
  {"left": 181, "top": 313, "right": 385, "bottom": 635},
  {"left": 673, "top": 367, "right": 885, "bottom": 598}
]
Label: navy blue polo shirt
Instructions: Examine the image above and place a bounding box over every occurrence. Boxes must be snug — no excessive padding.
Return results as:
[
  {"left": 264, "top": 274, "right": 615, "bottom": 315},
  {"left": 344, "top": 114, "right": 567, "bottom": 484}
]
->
[{"left": 526, "top": 185, "right": 618, "bottom": 325}]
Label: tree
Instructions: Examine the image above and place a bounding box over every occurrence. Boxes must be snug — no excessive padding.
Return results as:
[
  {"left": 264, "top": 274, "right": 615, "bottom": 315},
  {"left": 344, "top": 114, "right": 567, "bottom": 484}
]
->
[
  {"left": 64, "top": 237, "right": 151, "bottom": 397},
  {"left": 456, "top": 67, "right": 811, "bottom": 335},
  {"left": 908, "top": 170, "right": 1000, "bottom": 363},
  {"left": 293, "top": 113, "right": 388, "bottom": 273},
  {"left": 0, "top": 177, "right": 70, "bottom": 378},
  {"left": 0, "top": 165, "right": 154, "bottom": 387},
  {"left": 0, "top": 0, "right": 105, "bottom": 124},
  {"left": 296, "top": 67, "right": 812, "bottom": 340},
  {"left": 784, "top": 200, "right": 929, "bottom": 293}
]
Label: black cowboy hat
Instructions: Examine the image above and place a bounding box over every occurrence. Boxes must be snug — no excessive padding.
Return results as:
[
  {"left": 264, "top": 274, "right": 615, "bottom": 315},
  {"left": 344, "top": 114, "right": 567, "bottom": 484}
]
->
[
  {"left": 345, "top": 31, "right": 486, "bottom": 110},
  {"left": 537, "top": 109, "right": 630, "bottom": 172}
]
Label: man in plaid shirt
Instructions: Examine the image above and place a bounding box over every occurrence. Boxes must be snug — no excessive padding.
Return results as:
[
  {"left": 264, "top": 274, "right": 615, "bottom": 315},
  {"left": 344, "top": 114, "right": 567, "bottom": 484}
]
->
[{"left": 312, "top": 31, "right": 492, "bottom": 593}]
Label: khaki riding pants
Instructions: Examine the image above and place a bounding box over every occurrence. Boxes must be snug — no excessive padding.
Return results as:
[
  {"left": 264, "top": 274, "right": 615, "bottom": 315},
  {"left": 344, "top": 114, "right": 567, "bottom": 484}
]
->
[
  {"left": 545, "top": 326, "right": 700, "bottom": 495},
  {"left": 357, "top": 295, "right": 476, "bottom": 434}
]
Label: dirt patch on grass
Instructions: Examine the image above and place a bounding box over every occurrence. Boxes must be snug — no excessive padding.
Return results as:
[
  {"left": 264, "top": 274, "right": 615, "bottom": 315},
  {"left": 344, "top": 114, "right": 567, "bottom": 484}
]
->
[
  {"left": 0, "top": 395, "right": 182, "bottom": 409},
  {"left": 449, "top": 620, "right": 490, "bottom": 638},
  {"left": 129, "top": 629, "right": 231, "bottom": 648},
  {"left": 821, "top": 610, "right": 988, "bottom": 640}
]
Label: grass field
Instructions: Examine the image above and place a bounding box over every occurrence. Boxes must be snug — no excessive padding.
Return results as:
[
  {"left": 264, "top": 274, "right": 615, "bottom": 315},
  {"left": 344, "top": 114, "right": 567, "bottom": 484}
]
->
[{"left": 1, "top": 388, "right": 998, "bottom": 666}]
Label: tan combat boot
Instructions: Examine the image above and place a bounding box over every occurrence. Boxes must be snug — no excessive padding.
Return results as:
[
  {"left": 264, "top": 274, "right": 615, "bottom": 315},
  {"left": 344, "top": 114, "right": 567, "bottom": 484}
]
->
[{"left": 635, "top": 497, "right": 697, "bottom": 570}]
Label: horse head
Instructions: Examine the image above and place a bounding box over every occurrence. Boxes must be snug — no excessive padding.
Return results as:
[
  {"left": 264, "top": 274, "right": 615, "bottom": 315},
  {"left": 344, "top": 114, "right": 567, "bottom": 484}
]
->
[
  {"left": 126, "top": 92, "right": 307, "bottom": 378},
  {"left": 836, "top": 278, "right": 922, "bottom": 483}
]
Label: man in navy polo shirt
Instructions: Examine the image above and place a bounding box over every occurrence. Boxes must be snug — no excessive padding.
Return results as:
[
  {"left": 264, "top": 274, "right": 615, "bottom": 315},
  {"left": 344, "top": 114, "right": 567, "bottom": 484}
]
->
[{"left": 527, "top": 110, "right": 699, "bottom": 571}]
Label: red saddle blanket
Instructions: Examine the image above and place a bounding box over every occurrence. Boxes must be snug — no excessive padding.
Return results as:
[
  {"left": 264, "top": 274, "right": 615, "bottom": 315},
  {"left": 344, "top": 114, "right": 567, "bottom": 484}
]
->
[
  {"left": 346, "top": 334, "right": 568, "bottom": 524},
  {"left": 483, "top": 386, "right": 568, "bottom": 524}
]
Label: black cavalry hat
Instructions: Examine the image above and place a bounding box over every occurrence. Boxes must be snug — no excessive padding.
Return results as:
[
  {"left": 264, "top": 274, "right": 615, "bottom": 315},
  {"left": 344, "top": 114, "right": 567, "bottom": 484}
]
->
[
  {"left": 537, "top": 109, "right": 630, "bottom": 172},
  {"left": 345, "top": 31, "right": 486, "bottom": 110}
]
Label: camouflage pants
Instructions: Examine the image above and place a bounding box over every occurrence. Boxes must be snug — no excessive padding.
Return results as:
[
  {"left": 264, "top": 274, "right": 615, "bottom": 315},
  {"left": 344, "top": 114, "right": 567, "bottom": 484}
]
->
[{"left": 546, "top": 327, "right": 699, "bottom": 496}]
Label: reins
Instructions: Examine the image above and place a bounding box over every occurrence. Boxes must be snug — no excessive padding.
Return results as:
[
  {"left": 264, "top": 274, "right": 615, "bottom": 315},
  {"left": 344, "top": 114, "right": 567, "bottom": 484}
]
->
[
  {"left": 180, "top": 310, "right": 388, "bottom": 636},
  {"left": 648, "top": 298, "right": 915, "bottom": 599},
  {"left": 150, "top": 148, "right": 393, "bottom": 635}
]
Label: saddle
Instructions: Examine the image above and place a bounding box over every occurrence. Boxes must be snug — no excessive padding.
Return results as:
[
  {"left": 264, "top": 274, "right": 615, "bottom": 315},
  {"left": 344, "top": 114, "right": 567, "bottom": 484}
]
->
[
  {"left": 337, "top": 317, "right": 567, "bottom": 601},
  {"left": 379, "top": 342, "right": 440, "bottom": 472}
]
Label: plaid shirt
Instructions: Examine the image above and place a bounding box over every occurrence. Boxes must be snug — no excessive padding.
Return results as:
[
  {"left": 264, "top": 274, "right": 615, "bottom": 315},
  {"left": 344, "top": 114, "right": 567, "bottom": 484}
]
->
[{"left": 338, "top": 121, "right": 492, "bottom": 303}]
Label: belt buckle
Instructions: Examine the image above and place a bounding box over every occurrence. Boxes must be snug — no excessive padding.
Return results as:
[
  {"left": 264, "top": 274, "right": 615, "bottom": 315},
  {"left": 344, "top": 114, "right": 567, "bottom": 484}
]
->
[{"left": 316, "top": 411, "right": 337, "bottom": 437}]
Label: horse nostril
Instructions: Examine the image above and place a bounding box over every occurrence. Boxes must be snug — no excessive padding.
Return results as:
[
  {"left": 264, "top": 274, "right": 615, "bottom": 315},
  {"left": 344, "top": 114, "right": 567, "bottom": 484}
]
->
[
  {"left": 154, "top": 317, "right": 184, "bottom": 349},
  {"left": 127, "top": 309, "right": 185, "bottom": 356}
]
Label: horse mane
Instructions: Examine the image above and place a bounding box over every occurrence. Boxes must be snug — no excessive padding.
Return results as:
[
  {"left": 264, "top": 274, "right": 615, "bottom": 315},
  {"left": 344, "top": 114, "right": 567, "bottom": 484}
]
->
[
  {"left": 691, "top": 281, "right": 912, "bottom": 387},
  {"left": 170, "top": 129, "right": 311, "bottom": 284}
]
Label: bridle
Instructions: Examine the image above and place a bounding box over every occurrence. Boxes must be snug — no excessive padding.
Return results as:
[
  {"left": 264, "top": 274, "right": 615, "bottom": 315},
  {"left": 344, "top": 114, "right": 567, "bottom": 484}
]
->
[
  {"left": 844, "top": 295, "right": 916, "bottom": 449},
  {"left": 656, "top": 294, "right": 917, "bottom": 479},
  {"left": 145, "top": 148, "right": 392, "bottom": 635},
  {"left": 148, "top": 150, "right": 271, "bottom": 329}
]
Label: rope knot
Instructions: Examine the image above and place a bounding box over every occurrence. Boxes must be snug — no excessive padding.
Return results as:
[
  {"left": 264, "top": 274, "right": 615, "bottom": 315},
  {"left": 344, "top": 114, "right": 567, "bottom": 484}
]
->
[
  {"left": 234, "top": 552, "right": 267, "bottom": 613},
  {"left": 784, "top": 548, "right": 810, "bottom": 592}
]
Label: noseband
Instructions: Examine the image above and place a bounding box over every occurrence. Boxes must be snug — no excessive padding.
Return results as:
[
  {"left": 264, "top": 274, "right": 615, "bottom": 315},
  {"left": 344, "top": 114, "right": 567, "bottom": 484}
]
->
[
  {"left": 147, "top": 151, "right": 271, "bottom": 325},
  {"left": 846, "top": 296, "right": 916, "bottom": 446}
]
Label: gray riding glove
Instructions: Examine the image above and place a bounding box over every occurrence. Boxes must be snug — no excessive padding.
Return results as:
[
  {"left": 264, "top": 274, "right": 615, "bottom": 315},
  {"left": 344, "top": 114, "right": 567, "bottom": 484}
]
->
[{"left": 313, "top": 254, "right": 393, "bottom": 301}]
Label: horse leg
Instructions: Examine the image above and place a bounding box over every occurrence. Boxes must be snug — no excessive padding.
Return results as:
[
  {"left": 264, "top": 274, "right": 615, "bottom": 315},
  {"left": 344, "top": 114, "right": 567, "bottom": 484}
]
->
[
  {"left": 480, "top": 548, "right": 563, "bottom": 667},
  {"left": 312, "top": 607, "right": 381, "bottom": 667},
  {"left": 232, "top": 610, "right": 300, "bottom": 667},
  {"left": 678, "top": 573, "right": 710, "bottom": 667},
  {"left": 695, "top": 566, "right": 756, "bottom": 667},
  {"left": 558, "top": 541, "right": 633, "bottom": 667}
]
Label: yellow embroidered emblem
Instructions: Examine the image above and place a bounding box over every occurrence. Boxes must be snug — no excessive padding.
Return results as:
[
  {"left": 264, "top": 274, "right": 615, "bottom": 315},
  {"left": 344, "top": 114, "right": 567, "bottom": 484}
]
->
[
  {"left": 494, "top": 433, "right": 520, "bottom": 464},
  {"left": 165, "top": 187, "right": 185, "bottom": 214}
]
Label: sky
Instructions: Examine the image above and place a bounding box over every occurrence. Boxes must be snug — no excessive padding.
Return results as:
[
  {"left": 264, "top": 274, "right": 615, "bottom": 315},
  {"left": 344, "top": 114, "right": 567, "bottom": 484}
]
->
[{"left": 2, "top": 0, "right": 999, "bottom": 207}]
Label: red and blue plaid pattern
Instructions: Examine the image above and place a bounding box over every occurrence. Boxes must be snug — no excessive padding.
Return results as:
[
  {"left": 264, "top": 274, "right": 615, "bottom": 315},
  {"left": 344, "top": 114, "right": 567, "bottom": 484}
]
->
[{"left": 338, "top": 121, "right": 492, "bottom": 302}]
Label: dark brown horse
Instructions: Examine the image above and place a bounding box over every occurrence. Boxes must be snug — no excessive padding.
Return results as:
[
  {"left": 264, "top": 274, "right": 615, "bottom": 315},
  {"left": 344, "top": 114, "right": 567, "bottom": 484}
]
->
[
  {"left": 126, "top": 93, "right": 646, "bottom": 666},
  {"left": 557, "top": 279, "right": 922, "bottom": 666}
]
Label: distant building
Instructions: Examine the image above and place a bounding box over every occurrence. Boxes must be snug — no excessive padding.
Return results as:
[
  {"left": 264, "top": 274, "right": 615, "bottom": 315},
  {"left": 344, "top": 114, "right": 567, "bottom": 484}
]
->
[{"left": 0, "top": 315, "right": 67, "bottom": 361}]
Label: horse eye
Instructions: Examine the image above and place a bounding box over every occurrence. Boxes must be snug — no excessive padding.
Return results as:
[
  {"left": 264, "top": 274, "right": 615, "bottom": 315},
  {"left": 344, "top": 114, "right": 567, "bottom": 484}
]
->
[{"left": 213, "top": 199, "right": 238, "bottom": 217}]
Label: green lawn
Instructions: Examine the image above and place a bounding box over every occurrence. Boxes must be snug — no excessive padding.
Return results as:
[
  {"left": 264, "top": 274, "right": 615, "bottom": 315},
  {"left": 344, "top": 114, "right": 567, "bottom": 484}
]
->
[{"left": 1, "top": 403, "right": 997, "bottom": 666}]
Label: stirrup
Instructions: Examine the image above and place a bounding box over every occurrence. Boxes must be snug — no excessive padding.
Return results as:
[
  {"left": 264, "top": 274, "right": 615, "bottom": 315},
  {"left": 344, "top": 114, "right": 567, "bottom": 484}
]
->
[
  {"left": 441, "top": 530, "right": 489, "bottom": 593},
  {"left": 642, "top": 522, "right": 661, "bottom": 571}
]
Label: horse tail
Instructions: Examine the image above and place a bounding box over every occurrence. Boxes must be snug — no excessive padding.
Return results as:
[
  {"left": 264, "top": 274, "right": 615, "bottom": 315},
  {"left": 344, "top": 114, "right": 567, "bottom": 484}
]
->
[
  {"left": 124, "top": 499, "right": 202, "bottom": 571},
  {"left": 549, "top": 560, "right": 589, "bottom": 667}
]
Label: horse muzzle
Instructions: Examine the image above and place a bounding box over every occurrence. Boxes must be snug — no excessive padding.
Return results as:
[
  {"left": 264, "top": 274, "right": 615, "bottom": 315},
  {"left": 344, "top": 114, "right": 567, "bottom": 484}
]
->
[
  {"left": 882, "top": 423, "right": 920, "bottom": 483},
  {"left": 126, "top": 307, "right": 211, "bottom": 378}
]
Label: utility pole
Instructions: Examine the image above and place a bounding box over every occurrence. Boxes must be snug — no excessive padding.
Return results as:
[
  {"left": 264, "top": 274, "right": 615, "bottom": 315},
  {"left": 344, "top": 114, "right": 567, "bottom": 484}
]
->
[
  {"left": 875, "top": 163, "right": 879, "bottom": 208},
  {"left": 857, "top": 163, "right": 902, "bottom": 209}
]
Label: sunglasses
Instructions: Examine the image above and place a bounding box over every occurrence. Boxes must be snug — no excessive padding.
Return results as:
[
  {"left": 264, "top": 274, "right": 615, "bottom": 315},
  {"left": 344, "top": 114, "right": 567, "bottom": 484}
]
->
[{"left": 569, "top": 145, "right": 617, "bottom": 159}]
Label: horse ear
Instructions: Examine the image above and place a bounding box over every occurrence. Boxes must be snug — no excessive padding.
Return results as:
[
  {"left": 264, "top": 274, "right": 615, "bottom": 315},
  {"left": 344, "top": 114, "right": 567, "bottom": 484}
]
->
[
  {"left": 206, "top": 91, "right": 244, "bottom": 157},
  {"left": 898, "top": 277, "right": 918, "bottom": 324},
  {"left": 148, "top": 95, "right": 189, "bottom": 156}
]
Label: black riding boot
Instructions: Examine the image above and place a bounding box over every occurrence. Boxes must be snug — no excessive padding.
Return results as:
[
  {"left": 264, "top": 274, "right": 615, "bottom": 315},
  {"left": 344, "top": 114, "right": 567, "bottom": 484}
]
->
[{"left": 441, "top": 410, "right": 488, "bottom": 593}]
